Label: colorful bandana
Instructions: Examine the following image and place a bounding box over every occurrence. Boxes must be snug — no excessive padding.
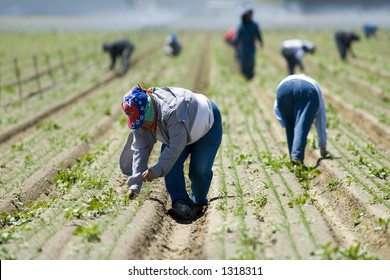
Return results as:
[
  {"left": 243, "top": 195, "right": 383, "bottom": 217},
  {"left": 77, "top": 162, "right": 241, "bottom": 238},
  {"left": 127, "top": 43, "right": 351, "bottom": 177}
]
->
[{"left": 122, "top": 85, "right": 148, "bottom": 129}]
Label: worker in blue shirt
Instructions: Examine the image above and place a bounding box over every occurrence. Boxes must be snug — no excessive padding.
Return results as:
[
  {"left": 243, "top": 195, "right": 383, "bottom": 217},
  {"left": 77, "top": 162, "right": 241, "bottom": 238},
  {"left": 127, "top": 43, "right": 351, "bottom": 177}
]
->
[
  {"left": 233, "top": 5, "right": 263, "bottom": 80},
  {"left": 362, "top": 23, "right": 378, "bottom": 38},
  {"left": 274, "top": 74, "right": 328, "bottom": 165}
]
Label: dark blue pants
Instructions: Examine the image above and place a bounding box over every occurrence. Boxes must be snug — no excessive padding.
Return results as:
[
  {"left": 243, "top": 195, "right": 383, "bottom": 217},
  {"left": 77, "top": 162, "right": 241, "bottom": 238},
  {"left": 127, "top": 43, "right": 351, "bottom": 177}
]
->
[
  {"left": 162, "top": 101, "right": 223, "bottom": 207},
  {"left": 276, "top": 79, "right": 319, "bottom": 162},
  {"left": 237, "top": 46, "right": 255, "bottom": 80},
  {"left": 335, "top": 37, "right": 347, "bottom": 60}
]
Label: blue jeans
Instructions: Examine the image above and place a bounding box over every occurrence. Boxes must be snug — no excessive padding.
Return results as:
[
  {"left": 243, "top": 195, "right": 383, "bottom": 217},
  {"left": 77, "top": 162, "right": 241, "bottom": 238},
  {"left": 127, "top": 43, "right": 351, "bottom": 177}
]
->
[
  {"left": 335, "top": 35, "right": 347, "bottom": 60},
  {"left": 276, "top": 79, "right": 319, "bottom": 162},
  {"left": 237, "top": 45, "right": 255, "bottom": 80},
  {"left": 281, "top": 49, "right": 302, "bottom": 75},
  {"left": 162, "top": 101, "right": 222, "bottom": 207}
]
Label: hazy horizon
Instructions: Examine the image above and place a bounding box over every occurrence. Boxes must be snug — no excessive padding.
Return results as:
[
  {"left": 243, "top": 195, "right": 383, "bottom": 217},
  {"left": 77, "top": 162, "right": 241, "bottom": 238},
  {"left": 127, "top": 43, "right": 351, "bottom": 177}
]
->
[{"left": 0, "top": 0, "right": 389, "bottom": 31}]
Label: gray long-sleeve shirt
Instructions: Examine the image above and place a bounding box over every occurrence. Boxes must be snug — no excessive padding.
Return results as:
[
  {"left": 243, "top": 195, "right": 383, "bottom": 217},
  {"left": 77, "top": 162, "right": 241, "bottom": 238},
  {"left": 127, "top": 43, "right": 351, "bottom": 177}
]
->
[{"left": 120, "top": 86, "right": 214, "bottom": 193}]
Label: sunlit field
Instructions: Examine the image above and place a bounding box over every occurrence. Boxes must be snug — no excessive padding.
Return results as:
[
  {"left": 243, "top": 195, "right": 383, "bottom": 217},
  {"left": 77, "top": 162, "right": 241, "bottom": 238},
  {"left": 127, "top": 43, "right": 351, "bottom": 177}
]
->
[{"left": 0, "top": 29, "right": 389, "bottom": 260}]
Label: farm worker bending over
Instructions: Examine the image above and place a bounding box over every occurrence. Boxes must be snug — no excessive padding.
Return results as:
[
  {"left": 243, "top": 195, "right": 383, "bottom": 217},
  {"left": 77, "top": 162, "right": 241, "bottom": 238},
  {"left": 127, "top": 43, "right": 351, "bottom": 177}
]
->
[
  {"left": 274, "top": 74, "right": 329, "bottom": 165},
  {"left": 334, "top": 31, "right": 360, "bottom": 61},
  {"left": 102, "top": 39, "right": 135, "bottom": 75},
  {"left": 281, "top": 39, "right": 315, "bottom": 75},
  {"left": 362, "top": 23, "right": 378, "bottom": 38},
  {"left": 164, "top": 32, "right": 182, "bottom": 56},
  {"left": 119, "top": 84, "right": 222, "bottom": 222},
  {"left": 233, "top": 5, "right": 263, "bottom": 80}
]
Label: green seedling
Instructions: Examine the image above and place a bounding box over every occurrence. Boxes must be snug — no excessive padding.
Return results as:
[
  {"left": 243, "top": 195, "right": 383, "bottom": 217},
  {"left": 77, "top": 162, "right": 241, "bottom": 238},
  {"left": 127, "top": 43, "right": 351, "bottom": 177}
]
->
[
  {"left": 314, "top": 242, "right": 376, "bottom": 260},
  {"left": 352, "top": 210, "right": 365, "bottom": 227},
  {"left": 24, "top": 155, "right": 31, "bottom": 168},
  {"left": 247, "top": 193, "right": 267, "bottom": 221},
  {"left": 37, "top": 120, "right": 61, "bottom": 131},
  {"left": 11, "top": 143, "right": 23, "bottom": 151},
  {"left": 327, "top": 178, "right": 342, "bottom": 191},
  {"left": 378, "top": 113, "right": 390, "bottom": 125},
  {"left": 287, "top": 192, "right": 310, "bottom": 208},
  {"left": 65, "top": 186, "right": 122, "bottom": 219},
  {"left": 73, "top": 224, "right": 101, "bottom": 243},
  {"left": 103, "top": 106, "right": 111, "bottom": 116},
  {"left": 235, "top": 153, "right": 256, "bottom": 165},
  {"left": 374, "top": 217, "right": 389, "bottom": 232}
]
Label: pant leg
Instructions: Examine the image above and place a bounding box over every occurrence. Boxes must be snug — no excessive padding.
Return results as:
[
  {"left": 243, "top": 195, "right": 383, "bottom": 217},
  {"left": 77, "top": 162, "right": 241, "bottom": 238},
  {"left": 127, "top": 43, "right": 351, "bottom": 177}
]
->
[
  {"left": 189, "top": 101, "right": 222, "bottom": 206},
  {"left": 276, "top": 82, "right": 295, "bottom": 156},
  {"left": 240, "top": 47, "right": 255, "bottom": 80},
  {"left": 162, "top": 144, "right": 192, "bottom": 206},
  {"left": 291, "top": 82, "right": 320, "bottom": 162},
  {"left": 335, "top": 37, "right": 346, "bottom": 60},
  {"left": 121, "top": 47, "right": 131, "bottom": 73}
]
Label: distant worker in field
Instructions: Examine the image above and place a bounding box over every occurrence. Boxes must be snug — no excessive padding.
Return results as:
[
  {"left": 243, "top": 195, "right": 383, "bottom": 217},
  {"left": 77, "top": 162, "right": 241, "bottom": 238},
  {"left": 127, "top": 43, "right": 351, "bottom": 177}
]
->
[
  {"left": 274, "top": 74, "right": 329, "bottom": 165},
  {"left": 233, "top": 5, "right": 264, "bottom": 80},
  {"left": 102, "top": 39, "right": 134, "bottom": 74},
  {"left": 281, "top": 39, "right": 315, "bottom": 75},
  {"left": 164, "top": 32, "right": 181, "bottom": 56},
  {"left": 362, "top": 23, "right": 378, "bottom": 38},
  {"left": 334, "top": 31, "right": 360, "bottom": 61},
  {"left": 119, "top": 84, "right": 222, "bottom": 223}
]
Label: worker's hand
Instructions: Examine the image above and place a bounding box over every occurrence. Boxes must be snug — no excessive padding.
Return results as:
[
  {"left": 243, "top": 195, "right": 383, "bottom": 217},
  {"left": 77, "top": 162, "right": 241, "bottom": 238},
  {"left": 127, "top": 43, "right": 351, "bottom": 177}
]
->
[
  {"left": 320, "top": 147, "right": 329, "bottom": 157},
  {"left": 142, "top": 169, "right": 157, "bottom": 182}
]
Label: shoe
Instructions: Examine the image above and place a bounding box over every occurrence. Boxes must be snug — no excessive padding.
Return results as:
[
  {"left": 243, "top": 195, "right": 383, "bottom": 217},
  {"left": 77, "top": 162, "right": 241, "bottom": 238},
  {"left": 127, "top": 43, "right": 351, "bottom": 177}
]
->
[
  {"left": 291, "top": 158, "right": 302, "bottom": 166},
  {"left": 168, "top": 200, "right": 192, "bottom": 221},
  {"left": 191, "top": 203, "right": 204, "bottom": 219}
]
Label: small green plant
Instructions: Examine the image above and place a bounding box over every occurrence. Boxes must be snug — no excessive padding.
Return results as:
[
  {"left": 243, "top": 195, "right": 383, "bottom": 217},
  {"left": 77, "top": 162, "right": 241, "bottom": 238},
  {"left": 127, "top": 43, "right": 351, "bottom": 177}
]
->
[
  {"left": 64, "top": 186, "right": 122, "bottom": 219},
  {"left": 314, "top": 242, "right": 376, "bottom": 260},
  {"left": 327, "top": 178, "right": 342, "bottom": 191},
  {"left": 103, "top": 105, "right": 111, "bottom": 116},
  {"left": 343, "top": 142, "right": 359, "bottom": 156},
  {"left": 287, "top": 192, "right": 310, "bottom": 208},
  {"left": 235, "top": 153, "right": 256, "bottom": 165},
  {"left": 247, "top": 192, "right": 267, "bottom": 221},
  {"left": 378, "top": 113, "right": 390, "bottom": 125},
  {"left": 285, "top": 162, "right": 321, "bottom": 190},
  {"left": 37, "top": 120, "right": 61, "bottom": 131},
  {"left": 24, "top": 155, "right": 31, "bottom": 168},
  {"left": 374, "top": 217, "right": 389, "bottom": 232},
  {"left": 11, "top": 143, "right": 23, "bottom": 151},
  {"left": 73, "top": 224, "right": 101, "bottom": 243},
  {"left": 352, "top": 210, "right": 365, "bottom": 227}
]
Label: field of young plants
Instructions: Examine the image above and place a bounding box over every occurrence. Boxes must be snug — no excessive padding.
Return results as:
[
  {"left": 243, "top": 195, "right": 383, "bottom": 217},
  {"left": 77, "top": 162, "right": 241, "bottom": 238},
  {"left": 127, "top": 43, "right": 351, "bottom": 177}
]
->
[{"left": 0, "top": 29, "right": 389, "bottom": 260}]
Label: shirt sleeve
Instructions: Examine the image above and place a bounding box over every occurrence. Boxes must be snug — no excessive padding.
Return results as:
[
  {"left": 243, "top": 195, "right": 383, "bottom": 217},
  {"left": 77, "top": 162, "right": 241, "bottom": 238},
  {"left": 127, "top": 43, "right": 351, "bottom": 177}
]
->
[
  {"left": 150, "top": 113, "right": 188, "bottom": 178},
  {"left": 127, "top": 128, "right": 155, "bottom": 193},
  {"left": 255, "top": 23, "right": 263, "bottom": 44},
  {"left": 314, "top": 89, "right": 327, "bottom": 149},
  {"left": 274, "top": 99, "right": 286, "bottom": 128}
]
